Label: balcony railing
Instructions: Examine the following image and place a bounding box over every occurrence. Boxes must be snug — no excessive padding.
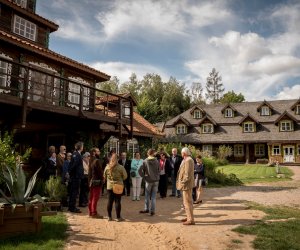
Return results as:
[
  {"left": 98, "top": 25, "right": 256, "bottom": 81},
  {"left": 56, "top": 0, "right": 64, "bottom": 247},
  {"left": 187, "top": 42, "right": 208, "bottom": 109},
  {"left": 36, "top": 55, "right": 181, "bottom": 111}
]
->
[{"left": 0, "top": 57, "right": 133, "bottom": 136}]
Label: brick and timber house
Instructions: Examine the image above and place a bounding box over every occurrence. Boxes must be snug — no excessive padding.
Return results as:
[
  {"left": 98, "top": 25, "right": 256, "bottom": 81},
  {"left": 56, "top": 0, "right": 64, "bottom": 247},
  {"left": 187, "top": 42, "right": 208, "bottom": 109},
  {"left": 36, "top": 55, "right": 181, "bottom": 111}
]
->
[
  {"left": 0, "top": 0, "right": 161, "bottom": 166},
  {"left": 163, "top": 99, "right": 300, "bottom": 164}
]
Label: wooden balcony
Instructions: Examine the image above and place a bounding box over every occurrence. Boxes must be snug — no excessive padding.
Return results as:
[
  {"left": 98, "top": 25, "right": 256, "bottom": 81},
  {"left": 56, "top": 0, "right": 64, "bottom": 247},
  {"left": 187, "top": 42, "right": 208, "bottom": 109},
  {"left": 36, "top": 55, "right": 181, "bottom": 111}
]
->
[{"left": 0, "top": 57, "right": 133, "bottom": 137}]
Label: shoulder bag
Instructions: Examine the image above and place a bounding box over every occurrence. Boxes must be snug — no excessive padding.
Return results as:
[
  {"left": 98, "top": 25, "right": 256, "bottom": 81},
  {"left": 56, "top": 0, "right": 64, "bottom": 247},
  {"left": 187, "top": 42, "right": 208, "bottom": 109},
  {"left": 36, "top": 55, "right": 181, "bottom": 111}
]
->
[{"left": 111, "top": 167, "right": 124, "bottom": 194}]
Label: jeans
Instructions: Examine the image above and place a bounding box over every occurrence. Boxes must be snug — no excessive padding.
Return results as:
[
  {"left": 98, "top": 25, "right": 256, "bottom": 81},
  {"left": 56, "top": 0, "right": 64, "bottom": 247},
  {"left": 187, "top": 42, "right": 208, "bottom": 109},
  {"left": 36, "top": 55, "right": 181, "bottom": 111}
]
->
[
  {"left": 171, "top": 169, "right": 181, "bottom": 196},
  {"left": 131, "top": 177, "right": 142, "bottom": 198},
  {"left": 144, "top": 181, "right": 158, "bottom": 213}
]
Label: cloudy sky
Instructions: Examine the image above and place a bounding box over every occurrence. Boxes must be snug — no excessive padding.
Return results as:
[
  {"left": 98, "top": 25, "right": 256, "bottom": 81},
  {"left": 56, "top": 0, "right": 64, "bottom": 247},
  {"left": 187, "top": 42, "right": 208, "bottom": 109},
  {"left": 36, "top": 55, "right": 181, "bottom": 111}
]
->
[{"left": 37, "top": 0, "right": 300, "bottom": 101}]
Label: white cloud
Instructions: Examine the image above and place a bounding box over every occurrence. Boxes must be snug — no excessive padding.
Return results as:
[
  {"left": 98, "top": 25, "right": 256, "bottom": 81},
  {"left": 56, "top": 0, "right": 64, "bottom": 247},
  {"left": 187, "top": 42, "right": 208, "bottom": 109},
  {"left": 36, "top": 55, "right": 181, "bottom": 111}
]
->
[
  {"left": 274, "top": 85, "right": 300, "bottom": 100},
  {"left": 89, "top": 61, "right": 170, "bottom": 83}
]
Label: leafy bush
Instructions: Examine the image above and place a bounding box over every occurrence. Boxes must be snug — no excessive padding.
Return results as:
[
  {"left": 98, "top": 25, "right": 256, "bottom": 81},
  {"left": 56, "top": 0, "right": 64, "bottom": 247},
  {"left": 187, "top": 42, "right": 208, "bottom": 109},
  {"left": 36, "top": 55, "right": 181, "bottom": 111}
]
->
[
  {"left": 217, "top": 145, "right": 233, "bottom": 160},
  {"left": 45, "top": 176, "right": 67, "bottom": 201}
]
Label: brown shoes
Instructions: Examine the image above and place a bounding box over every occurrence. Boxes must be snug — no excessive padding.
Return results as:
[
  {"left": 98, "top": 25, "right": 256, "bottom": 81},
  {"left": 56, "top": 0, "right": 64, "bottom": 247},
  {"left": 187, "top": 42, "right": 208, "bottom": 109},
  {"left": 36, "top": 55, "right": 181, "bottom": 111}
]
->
[
  {"left": 181, "top": 218, "right": 187, "bottom": 222},
  {"left": 182, "top": 221, "right": 195, "bottom": 225}
]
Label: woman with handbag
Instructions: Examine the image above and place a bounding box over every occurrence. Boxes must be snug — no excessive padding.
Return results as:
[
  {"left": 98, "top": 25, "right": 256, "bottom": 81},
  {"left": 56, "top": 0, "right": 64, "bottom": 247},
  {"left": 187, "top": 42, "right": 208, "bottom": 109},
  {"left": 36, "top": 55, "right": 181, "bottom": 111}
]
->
[
  {"left": 104, "top": 153, "right": 127, "bottom": 222},
  {"left": 130, "top": 152, "right": 143, "bottom": 201}
]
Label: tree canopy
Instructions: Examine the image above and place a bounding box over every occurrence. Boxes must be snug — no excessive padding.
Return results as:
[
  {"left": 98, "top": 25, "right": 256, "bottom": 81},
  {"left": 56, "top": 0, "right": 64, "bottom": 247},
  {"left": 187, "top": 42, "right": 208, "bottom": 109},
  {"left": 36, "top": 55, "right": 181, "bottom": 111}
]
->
[
  {"left": 205, "top": 68, "right": 225, "bottom": 104},
  {"left": 220, "top": 90, "right": 245, "bottom": 103}
]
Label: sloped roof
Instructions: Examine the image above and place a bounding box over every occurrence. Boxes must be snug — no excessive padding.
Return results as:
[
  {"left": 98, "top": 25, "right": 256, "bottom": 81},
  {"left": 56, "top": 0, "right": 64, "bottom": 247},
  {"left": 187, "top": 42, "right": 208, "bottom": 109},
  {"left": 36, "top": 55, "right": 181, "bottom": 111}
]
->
[
  {"left": 221, "top": 103, "right": 237, "bottom": 113},
  {"left": 0, "top": 30, "right": 110, "bottom": 81},
  {"left": 238, "top": 113, "right": 260, "bottom": 125},
  {"left": 1, "top": 0, "right": 59, "bottom": 32},
  {"left": 198, "top": 114, "right": 217, "bottom": 126},
  {"left": 170, "top": 115, "right": 191, "bottom": 126},
  {"left": 96, "top": 93, "right": 137, "bottom": 106},
  {"left": 257, "top": 100, "right": 275, "bottom": 111},
  {"left": 290, "top": 98, "right": 300, "bottom": 110},
  {"left": 274, "top": 110, "right": 299, "bottom": 124}
]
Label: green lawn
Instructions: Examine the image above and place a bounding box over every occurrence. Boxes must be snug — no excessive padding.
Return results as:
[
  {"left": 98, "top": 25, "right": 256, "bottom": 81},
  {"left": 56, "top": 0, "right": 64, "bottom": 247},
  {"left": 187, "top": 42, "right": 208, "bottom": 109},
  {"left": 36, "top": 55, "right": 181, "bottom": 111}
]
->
[
  {"left": 0, "top": 213, "right": 68, "bottom": 250},
  {"left": 216, "top": 164, "right": 293, "bottom": 183},
  {"left": 233, "top": 203, "right": 300, "bottom": 250}
]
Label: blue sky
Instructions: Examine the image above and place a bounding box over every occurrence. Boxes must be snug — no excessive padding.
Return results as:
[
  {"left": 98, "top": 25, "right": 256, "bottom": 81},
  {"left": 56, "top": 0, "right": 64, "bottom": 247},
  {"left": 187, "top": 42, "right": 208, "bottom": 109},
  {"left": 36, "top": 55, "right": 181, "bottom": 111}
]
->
[{"left": 37, "top": 0, "right": 300, "bottom": 101}]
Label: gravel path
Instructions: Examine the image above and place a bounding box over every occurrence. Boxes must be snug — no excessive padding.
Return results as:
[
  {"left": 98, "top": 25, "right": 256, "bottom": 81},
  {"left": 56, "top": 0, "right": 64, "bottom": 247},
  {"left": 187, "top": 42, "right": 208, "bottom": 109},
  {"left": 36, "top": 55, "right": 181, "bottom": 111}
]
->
[{"left": 64, "top": 166, "right": 300, "bottom": 250}]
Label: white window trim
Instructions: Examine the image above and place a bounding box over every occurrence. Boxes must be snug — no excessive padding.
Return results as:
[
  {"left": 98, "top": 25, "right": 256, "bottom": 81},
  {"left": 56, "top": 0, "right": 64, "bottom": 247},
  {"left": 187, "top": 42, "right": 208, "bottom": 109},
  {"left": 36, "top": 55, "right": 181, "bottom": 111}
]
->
[
  {"left": 127, "top": 138, "right": 139, "bottom": 157},
  {"left": 297, "top": 144, "right": 300, "bottom": 156},
  {"left": 202, "top": 123, "right": 214, "bottom": 134},
  {"left": 13, "top": 15, "right": 36, "bottom": 41},
  {"left": 243, "top": 122, "right": 254, "bottom": 133},
  {"left": 255, "top": 144, "right": 265, "bottom": 156},
  {"left": 68, "top": 77, "right": 90, "bottom": 110},
  {"left": 234, "top": 144, "right": 244, "bottom": 156},
  {"left": 295, "top": 105, "right": 300, "bottom": 115},
  {"left": 193, "top": 110, "right": 202, "bottom": 119},
  {"left": 14, "top": 0, "right": 27, "bottom": 8},
  {"left": 176, "top": 124, "right": 187, "bottom": 135},
  {"left": 272, "top": 145, "right": 281, "bottom": 156},
  {"left": 280, "top": 120, "right": 293, "bottom": 132},
  {"left": 224, "top": 108, "right": 233, "bottom": 118},
  {"left": 261, "top": 106, "right": 270, "bottom": 116},
  {"left": 0, "top": 55, "right": 12, "bottom": 93}
]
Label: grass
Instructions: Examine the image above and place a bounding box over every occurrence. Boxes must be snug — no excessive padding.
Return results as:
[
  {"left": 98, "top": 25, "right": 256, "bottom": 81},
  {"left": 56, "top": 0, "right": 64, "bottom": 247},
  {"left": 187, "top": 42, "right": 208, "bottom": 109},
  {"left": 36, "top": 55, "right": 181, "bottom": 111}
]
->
[
  {"left": 233, "top": 203, "right": 300, "bottom": 250},
  {"left": 0, "top": 213, "right": 68, "bottom": 250},
  {"left": 216, "top": 164, "right": 293, "bottom": 183}
]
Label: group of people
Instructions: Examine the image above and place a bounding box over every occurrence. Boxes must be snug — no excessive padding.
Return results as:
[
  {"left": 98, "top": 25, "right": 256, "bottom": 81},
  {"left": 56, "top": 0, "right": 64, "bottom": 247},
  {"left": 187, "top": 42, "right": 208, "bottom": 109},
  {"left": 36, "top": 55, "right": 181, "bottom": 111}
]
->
[{"left": 42, "top": 142, "right": 206, "bottom": 226}]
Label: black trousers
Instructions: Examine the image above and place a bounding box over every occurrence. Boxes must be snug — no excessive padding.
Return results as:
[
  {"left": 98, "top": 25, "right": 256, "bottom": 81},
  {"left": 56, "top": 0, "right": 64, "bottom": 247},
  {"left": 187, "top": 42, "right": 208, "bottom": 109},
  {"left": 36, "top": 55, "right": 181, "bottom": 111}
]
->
[
  {"left": 158, "top": 174, "right": 168, "bottom": 198},
  {"left": 79, "top": 175, "right": 89, "bottom": 205},
  {"left": 68, "top": 178, "right": 81, "bottom": 211},
  {"left": 107, "top": 189, "right": 122, "bottom": 218},
  {"left": 123, "top": 176, "right": 130, "bottom": 196}
]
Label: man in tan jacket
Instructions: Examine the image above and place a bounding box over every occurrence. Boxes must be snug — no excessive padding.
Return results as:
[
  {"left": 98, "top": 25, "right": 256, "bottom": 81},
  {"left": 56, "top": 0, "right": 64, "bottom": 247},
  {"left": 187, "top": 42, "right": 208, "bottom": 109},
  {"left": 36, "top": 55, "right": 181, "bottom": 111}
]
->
[{"left": 176, "top": 147, "right": 195, "bottom": 225}]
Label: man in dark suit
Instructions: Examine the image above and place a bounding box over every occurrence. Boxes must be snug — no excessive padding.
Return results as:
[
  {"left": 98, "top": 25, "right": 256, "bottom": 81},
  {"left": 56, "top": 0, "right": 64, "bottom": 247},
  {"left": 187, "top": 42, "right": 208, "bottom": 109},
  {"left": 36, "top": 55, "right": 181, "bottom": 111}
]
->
[
  {"left": 119, "top": 152, "right": 131, "bottom": 196},
  {"left": 169, "top": 148, "right": 183, "bottom": 198},
  {"left": 68, "top": 141, "right": 84, "bottom": 213}
]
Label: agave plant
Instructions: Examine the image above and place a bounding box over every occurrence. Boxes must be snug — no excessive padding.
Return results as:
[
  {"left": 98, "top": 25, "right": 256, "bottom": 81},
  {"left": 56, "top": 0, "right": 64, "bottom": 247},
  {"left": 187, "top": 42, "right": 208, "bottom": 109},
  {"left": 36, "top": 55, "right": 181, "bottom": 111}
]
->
[{"left": 0, "top": 164, "right": 43, "bottom": 211}]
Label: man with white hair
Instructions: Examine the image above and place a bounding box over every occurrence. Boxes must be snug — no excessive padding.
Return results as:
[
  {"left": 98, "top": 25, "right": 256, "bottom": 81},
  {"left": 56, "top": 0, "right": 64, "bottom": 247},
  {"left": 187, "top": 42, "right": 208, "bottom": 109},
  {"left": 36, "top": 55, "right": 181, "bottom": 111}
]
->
[{"left": 176, "top": 147, "right": 195, "bottom": 225}]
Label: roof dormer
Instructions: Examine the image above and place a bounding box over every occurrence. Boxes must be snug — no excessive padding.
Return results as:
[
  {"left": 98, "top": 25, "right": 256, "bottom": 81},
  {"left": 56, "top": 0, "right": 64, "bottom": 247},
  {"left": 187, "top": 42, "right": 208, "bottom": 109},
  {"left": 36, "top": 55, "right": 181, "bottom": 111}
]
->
[
  {"left": 239, "top": 113, "right": 259, "bottom": 133},
  {"left": 190, "top": 106, "right": 205, "bottom": 119},
  {"left": 274, "top": 111, "right": 297, "bottom": 132},
  {"left": 290, "top": 98, "right": 300, "bottom": 115},
  {"left": 257, "top": 100, "right": 274, "bottom": 116},
  {"left": 198, "top": 115, "right": 217, "bottom": 134},
  {"left": 221, "top": 104, "right": 237, "bottom": 118}
]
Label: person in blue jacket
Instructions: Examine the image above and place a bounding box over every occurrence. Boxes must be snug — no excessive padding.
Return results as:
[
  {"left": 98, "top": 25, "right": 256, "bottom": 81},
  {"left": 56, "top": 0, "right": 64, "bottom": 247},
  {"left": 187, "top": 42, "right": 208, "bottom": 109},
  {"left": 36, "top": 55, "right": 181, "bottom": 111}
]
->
[{"left": 130, "top": 152, "right": 143, "bottom": 201}]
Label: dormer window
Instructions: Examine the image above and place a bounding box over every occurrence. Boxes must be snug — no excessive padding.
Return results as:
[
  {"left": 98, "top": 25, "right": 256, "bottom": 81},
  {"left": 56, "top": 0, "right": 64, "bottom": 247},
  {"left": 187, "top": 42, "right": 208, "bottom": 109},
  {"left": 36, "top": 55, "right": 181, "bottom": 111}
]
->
[
  {"left": 176, "top": 124, "right": 187, "bottom": 135},
  {"left": 224, "top": 108, "right": 233, "bottom": 118},
  {"left": 202, "top": 123, "right": 213, "bottom": 134},
  {"left": 193, "top": 110, "right": 202, "bottom": 119},
  {"left": 13, "top": 15, "right": 36, "bottom": 41},
  {"left": 243, "top": 122, "right": 254, "bottom": 133},
  {"left": 261, "top": 106, "right": 270, "bottom": 116},
  {"left": 296, "top": 105, "right": 300, "bottom": 115},
  {"left": 280, "top": 120, "right": 293, "bottom": 132},
  {"left": 14, "top": 0, "right": 27, "bottom": 8}
]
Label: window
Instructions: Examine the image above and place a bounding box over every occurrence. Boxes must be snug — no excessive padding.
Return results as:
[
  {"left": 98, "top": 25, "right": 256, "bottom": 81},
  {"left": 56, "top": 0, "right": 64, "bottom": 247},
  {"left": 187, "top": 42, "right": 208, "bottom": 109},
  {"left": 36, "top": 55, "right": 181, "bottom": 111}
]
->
[
  {"left": 202, "top": 145, "right": 212, "bottom": 155},
  {"left": 224, "top": 108, "right": 233, "bottom": 118},
  {"left": 68, "top": 81, "right": 90, "bottom": 109},
  {"left": 127, "top": 139, "right": 139, "bottom": 157},
  {"left": 261, "top": 106, "right": 270, "bottom": 116},
  {"left": 176, "top": 124, "right": 187, "bottom": 135},
  {"left": 255, "top": 144, "right": 265, "bottom": 156},
  {"left": 280, "top": 120, "right": 293, "bottom": 131},
  {"left": 193, "top": 110, "right": 202, "bottom": 119},
  {"left": 13, "top": 15, "right": 36, "bottom": 41},
  {"left": 202, "top": 123, "right": 213, "bottom": 133},
  {"left": 243, "top": 122, "right": 254, "bottom": 132},
  {"left": 272, "top": 145, "right": 280, "bottom": 155},
  {"left": 14, "top": 0, "right": 27, "bottom": 8},
  {"left": 107, "top": 137, "right": 119, "bottom": 155},
  {"left": 234, "top": 144, "right": 244, "bottom": 156},
  {"left": 296, "top": 105, "right": 300, "bottom": 115},
  {"left": 0, "top": 60, "right": 12, "bottom": 93}
]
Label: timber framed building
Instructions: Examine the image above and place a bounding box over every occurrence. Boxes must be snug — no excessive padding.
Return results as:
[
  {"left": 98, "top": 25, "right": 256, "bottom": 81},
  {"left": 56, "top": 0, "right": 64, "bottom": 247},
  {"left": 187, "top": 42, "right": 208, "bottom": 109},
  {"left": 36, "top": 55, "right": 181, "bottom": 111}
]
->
[
  {"left": 163, "top": 99, "right": 300, "bottom": 164},
  {"left": 0, "top": 0, "right": 162, "bottom": 165}
]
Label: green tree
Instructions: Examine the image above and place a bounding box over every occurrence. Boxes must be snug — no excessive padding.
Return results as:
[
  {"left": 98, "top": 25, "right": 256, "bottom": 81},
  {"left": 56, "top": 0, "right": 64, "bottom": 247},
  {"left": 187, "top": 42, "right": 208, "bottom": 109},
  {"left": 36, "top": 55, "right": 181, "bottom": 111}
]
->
[
  {"left": 96, "top": 76, "right": 120, "bottom": 96},
  {"left": 205, "top": 68, "right": 225, "bottom": 104},
  {"left": 119, "top": 73, "right": 141, "bottom": 100},
  {"left": 220, "top": 90, "right": 245, "bottom": 103},
  {"left": 137, "top": 95, "right": 160, "bottom": 123}
]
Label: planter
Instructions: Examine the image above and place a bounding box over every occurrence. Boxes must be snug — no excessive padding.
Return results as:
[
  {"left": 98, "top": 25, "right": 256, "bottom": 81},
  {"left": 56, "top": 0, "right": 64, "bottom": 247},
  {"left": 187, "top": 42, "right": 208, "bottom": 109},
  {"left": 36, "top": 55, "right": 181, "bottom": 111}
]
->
[{"left": 0, "top": 202, "right": 60, "bottom": 239}]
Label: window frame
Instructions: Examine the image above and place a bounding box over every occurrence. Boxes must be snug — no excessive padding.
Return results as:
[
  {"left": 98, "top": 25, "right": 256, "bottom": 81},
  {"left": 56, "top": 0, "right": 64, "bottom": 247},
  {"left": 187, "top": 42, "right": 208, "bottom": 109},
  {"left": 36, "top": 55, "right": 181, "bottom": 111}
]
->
[
  {"left": 202, "top": 123, "right": 214, "bottom": 134},
  {"left": 272, "top": 145, "right": 281, "bottom": 156},
  {"left": 13, "top": 15, "right": 36, "bottom": 41},
  {"left": 0, "top": 60, "right": 12, "bottom": 92},
  {"left": 224, "top": 108, "right": 233, "bottom": 118},
  {"left": 176, "top": 124, "right": 187, "bottom": 135},
  {"left": 234, "top": 144, "right": 244, "bottom": 156},
  {"left": 255, "top": 144, "right": 265, "bottom": 156},
  {"left": 193, "top": 110, "right": 202, "bottom": 119},
  {"left": 202, "top": 145, "right": 213, "bottom": 155},
  {"left": 280, "top": 120, "right": 293, "bottom": 132},
  {"left": 297, "top": 145, "right": 300, "bottom": 155},
  {"left": 127, "top": 138, "right": 139, "bottom": 157},
  {"left": 295, "top": 105, "right": 300, "bottom": 115},
  {"left": 14, "top": 0, "right": 27, "bottom": 8},
  {"left": 243, "top": 122, "right": 255, "bottom": 133},
  {"left": 261, "top": 106, "right": 270, "bottom": 116}
]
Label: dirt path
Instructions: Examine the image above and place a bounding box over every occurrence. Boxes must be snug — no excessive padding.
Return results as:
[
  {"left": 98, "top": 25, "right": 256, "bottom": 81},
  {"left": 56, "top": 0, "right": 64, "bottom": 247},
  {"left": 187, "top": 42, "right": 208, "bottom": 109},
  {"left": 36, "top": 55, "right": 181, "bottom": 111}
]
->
[{"left": 65, "top": 166, "right": 300, "bottom": 250}]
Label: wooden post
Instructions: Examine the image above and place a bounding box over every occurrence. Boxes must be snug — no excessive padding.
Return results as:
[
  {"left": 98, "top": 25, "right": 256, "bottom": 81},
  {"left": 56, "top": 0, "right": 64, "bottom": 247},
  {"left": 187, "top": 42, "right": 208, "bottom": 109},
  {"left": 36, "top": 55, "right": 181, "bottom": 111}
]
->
[
  {"left": 129, "top": 100, "right": 133, "bottom": 139},
  {"left": 119, "top": 98, "right": 123, "bottom": 138},
  {"left": 245, "top": 144, "right": 249, "bottom": 164},
  {"left": 79, "top": 85, "right": 84, "bottom": 116},
  {"left": 21, "top": 68, "right": 29, "bottom": 128},
  {"left": 0, "top": 208, "right": 4, "bottom": 225}
]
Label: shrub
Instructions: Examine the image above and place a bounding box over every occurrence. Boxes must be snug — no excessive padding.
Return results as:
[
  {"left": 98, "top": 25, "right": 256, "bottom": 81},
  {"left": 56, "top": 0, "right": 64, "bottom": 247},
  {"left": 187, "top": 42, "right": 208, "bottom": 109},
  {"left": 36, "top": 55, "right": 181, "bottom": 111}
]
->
[
  {"left": 217, "top": 145, "right": 233, "bottom": 160},
  {"left": 45, "top": 176, "right": 67, "bottom": 201}
]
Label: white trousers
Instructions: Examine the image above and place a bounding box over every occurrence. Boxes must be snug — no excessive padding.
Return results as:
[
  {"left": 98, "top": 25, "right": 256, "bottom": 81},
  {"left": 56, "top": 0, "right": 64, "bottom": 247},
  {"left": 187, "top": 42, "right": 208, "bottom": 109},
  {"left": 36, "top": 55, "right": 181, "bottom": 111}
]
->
[{"left": 131, "top": 177, "right": 142, "bottom": 198}]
